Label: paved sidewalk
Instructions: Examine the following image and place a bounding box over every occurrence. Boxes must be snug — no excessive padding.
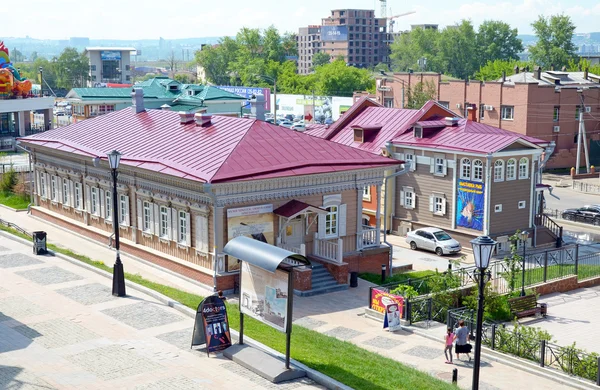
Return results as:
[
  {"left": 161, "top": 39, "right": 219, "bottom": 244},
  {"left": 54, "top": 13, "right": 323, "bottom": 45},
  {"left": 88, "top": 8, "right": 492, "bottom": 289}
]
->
[{"left": 0, "top": 235, "right": 322, "bottom": 390}]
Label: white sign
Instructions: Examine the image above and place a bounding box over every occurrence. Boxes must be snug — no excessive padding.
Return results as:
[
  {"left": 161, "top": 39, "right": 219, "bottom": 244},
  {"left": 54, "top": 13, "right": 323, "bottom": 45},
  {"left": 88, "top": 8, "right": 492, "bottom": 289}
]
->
[{"left": 227, "top": 204, "right": 273, "bottom": 218}]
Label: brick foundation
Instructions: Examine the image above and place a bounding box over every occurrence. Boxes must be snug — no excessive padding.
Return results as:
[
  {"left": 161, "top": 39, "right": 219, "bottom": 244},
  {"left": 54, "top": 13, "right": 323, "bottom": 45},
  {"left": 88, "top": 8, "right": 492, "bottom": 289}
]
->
[
  {"left": 343, "top": 247, "right": 390, "bottom": 275},
  {"left": 31, "top": 207, "right": 230, "bottom": 291},
  {"left": 293, "top": 267, "right": 312, "bottom": 291},
  {"left": 534, "top": 275, "right": 600, "bottom": 296}
]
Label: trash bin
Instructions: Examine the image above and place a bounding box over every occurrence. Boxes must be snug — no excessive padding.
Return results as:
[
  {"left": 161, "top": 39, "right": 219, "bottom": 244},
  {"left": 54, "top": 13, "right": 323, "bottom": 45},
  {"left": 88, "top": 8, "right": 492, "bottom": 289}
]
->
[
  {"left": 540, "top": 303, "right": 548, "bottom": 317},
  {"left": 350, "top": 271, "right": 358, "bottom": 288},
  {"left": 33, "top": 231, "right": 47, "bottom": 255}
]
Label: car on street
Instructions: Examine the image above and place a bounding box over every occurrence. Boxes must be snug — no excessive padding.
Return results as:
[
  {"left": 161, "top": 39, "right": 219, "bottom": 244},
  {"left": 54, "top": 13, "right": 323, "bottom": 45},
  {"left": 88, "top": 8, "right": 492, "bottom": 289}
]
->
[
  {"left": 561, "top": 205, "right": 600, "bottom": 226},
  {"left": 278, "top": 120, "right": 293, "bottom": 128},
  {"left": 290, "top": 123, "right": 306, "bottom": 131},
  {"left": 405, "top": 227, "right": 462, "bottom": 256}
]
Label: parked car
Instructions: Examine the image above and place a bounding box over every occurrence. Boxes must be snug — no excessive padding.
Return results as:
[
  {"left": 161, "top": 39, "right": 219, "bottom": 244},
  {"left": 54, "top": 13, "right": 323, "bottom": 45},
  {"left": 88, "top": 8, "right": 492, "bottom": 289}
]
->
[
  {"left": 324, "top": 118, "right": 334, "bottom": 125},
  {"left": 290, "top": 123, "right": 306, "bottom": 132},
  {"left": 405, "top": 227, "right": 462, "bottom": 256},
  {"left": 284, "top": 114, "right": 294, "bottom": 121},
  {"left": 279, "top": 120, "right": 293, "bottom": 128},
  {"left": 561, "top": 205, "right": 600, "bottom": 226},
  {"left": 266, "top": 118, "right": 275, "bottom": 124}
]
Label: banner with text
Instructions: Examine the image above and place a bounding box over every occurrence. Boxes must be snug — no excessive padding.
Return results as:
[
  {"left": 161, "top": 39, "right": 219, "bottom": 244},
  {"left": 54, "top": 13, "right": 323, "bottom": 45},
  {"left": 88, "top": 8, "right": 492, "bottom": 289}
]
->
[
  {"left": 371, "top": 288, "right": 404, "bottom": 315},
  {"left": 226, "top": 204, "right": 274, "bottom": 272},
  {"left": 456, "top": 179, "right": 485, "bottom": 231}
]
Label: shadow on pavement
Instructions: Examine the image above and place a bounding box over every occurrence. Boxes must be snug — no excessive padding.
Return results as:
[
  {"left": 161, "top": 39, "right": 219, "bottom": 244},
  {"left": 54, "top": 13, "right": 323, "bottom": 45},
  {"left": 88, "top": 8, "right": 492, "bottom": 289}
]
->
[{"left": 0, "top": 365, "right": 55, "bottom": 390}]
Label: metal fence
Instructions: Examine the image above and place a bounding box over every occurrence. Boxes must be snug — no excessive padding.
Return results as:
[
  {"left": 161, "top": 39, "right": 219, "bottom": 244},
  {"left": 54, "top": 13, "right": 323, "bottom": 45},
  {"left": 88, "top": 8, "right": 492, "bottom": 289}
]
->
[
  {"left": 405, "top": 296, "right": 448, "bottom": 326},
  {"left": 573, "top": 180, "right": 600, "bottom": 195}
]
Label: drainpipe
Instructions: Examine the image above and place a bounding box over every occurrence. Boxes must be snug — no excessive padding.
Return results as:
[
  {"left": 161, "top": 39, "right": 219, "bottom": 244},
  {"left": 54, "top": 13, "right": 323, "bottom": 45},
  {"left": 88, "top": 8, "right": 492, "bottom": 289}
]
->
[
  {"left": 15, "top": 142, "right": 34, "bottom": 212},
  {"left": 537, "top": 141, "right": 556, "bottom": 184},
  {"left": 203, "top": 183, "right": 218, "bottom": 292},
  {"left": 383, "top": 142, "right": 411, "bottom": 277},
  {"left": 484, "top": 154, "right": 493, "bottom": 236}
]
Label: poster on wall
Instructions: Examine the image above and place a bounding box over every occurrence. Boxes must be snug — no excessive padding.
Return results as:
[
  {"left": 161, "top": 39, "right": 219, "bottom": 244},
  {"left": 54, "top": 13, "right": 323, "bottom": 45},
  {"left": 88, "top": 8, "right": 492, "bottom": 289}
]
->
[
  {"left": 240, "top": 262, "right": 289, "bottom": 332},
  {"left": 227, "top": 204, "right": 274, "bottom": 271},
  {"left": 456, "top": 180, "right": 485, "bottom": 231},
  {"left": 371, "top": 288, "right": 404, "bottom": 315}
]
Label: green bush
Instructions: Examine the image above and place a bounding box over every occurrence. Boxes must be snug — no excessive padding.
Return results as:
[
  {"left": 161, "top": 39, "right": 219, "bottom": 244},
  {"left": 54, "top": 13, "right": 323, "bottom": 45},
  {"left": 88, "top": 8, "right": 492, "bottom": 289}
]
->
[
  {"left": 1, "top": 165, "right": 18, "bottom": 194},
  {"left": 492, "top": 323, "right": 552, "bottom": 362},
  {"left": 390, "top": 284, "right": 418, "bottom": 299},
  {"left": 557, "top": 343, "right": 600, "bottom": 382},
  {"left": 462, "top": 282, "right": 513, "bottom": 322}
]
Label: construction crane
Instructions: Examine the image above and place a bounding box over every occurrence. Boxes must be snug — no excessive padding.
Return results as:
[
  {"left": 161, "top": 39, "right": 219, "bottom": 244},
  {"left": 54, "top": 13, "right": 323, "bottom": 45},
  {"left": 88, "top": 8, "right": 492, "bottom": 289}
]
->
[{"left": 387, "top": 11, "right": 416, "bottom": 33}]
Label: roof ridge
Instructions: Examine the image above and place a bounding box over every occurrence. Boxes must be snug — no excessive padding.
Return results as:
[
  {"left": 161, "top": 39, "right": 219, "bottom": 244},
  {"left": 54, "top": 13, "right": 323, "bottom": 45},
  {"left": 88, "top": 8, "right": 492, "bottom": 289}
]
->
[{"left": 209, "top": 118, "right": 258, "bottom": 181}]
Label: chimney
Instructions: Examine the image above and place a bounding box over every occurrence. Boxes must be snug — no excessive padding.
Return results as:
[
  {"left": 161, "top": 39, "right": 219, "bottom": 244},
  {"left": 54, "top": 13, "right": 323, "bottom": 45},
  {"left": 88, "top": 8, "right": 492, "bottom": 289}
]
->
[
  {"left": 160, "top": 104, "right": 171, "bottom": 111},
  {"left": 194, "top": 112, "right": 212, "bottom": 127},
  {"left": 502, "top": 70, "right": 506, "bottom": 82},
  {"left": 534, "top": 66, "right": 542, "bottom": 80},
  {"left": 131, "top": 88, "right": 145, "bottom": 113},
  {"left": 467, "top": 104, "right": 477, "bottom": 122},
  {"left": 550, "top": 64, "right": 555, "bottom": 71},
  {"left": 584, "top": 67, "right": 589, "bottom": 80},
  {"left": 444, "top": 117, "right": 460, "bottom": 126},
  {"left": 514, "top": 66, "right": 519, "bottom": 74},
  {"left": 561, "top": 66, "right": 567, "bottom": 71},
  {"left": 179, "top": 111, "right": 194, "bottom": 124},
  {"left": 250, "top": 95, "right": 266, "bottom": 121}
]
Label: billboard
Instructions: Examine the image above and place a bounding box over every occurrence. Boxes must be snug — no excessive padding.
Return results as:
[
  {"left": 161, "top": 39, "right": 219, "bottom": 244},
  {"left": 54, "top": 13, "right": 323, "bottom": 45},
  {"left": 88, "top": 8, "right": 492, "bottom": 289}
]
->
[
  {"left": 216, "top": 86, "right": 271, "bottom": 111},
  {"left": 456, "top": 180, "right": 485, "bottom": 231},
  {"left": 226, "top": 204, "right": 274, "bottom": 272},
  {"left": 240, "top": 262, "right": 289, "bottom": 332},
  {"left": 101, "top": 51, "right": 121, "bottom": 60},
  {"left": 321, "top": 25, "right": 348, "bottom": 41},
  {"left": 371, "top": 288, "right": 404, "bottom": 315}
]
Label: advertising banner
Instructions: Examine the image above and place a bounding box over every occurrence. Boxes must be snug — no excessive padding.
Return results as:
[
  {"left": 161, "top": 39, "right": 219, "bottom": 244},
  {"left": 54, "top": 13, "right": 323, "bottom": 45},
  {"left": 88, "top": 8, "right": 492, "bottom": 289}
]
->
[
  {"left": 371, "top": 288, "right": 404, "bottom": 315},
  {"left": 226, "top": 204, "right": 274, "bottom": 272},
  {"left": 216, "top": 85, "right": 271, "bottom": 111},
  {"left": 191, "top": 295, "right": 232, "bottom": 354},
  {"left": 456, "top": 180, "right": 485, "bottom": 231},
  {"left": 384, "top": 303, "right": 402, "bottom": 332},
  {"left": 240, "top": 262, "right": 289, "bottom": 332},
  {"left": 321, "top": 25, "right": 349, "bottom": 41},
  {"left": 101, "top": 51, "right": 121, "bottom": 60}
]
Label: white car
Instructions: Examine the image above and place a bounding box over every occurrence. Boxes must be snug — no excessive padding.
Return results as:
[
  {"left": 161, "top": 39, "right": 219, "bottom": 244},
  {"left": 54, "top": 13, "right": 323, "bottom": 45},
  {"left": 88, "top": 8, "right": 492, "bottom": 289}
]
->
[
  {"left": 290, "top": 123, "right": 306, "bottom": 132},
  {"left": 405, "top": 227, "right": 461, "bottom": 256}
]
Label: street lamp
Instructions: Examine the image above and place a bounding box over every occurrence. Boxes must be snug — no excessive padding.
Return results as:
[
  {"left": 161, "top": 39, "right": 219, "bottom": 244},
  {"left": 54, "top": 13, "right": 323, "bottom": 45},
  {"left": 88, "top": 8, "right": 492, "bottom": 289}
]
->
[
  {"left": 379, "top": 71, "right": 405, "bottom": 109},
  {"left": 107, "top": 149, "right": 126, "bottom": 297},
  {"left": 39, "top": 67, "right": 43, "bottom": 97},
  {"left": 254, "top": 75, "right": 277, "bottom": 122},
  {"left": 470, "top": 235, "right": 497, "bottom": 390},
  {"left": 520, "top": 231, "right": 529, "bottom": 297}
]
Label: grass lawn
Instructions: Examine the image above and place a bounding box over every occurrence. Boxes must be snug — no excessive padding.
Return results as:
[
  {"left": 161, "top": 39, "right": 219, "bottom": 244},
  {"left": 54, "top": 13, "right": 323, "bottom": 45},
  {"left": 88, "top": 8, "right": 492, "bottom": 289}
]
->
[
  {"left": 0, "top": 225, "right": 456, "bottom": 390},
  {"left": 359, "top": 270, "right": 437, "bottom": 286},
  {"left": 0, "top": 192, "right": 30, "bottom": 210},
  {"left": 508, "top": 264, "right": 600, "bottom": 289}
]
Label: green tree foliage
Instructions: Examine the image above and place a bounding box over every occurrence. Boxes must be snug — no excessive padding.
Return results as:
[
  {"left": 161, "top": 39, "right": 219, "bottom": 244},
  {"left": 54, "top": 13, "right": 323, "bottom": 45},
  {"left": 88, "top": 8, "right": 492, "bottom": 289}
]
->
[
  {"left": 438, "top": 21, "right": 478, "bottom": 79},
  {"left": 529, "top": 14, "right": 577, "bottom": 69},
  {"left": 312, "top": 52, "right": 331, "bottom": 68},
  {"left": 390, "top": 27, "right": 440, "bottom": 72},
  {"left": 476, "top": 20, "right": 523, "bottom": 66},
  {"left": 474, "top": 59, "right": 534, "bottom": 81},
  {"left": 405, "top": 81, "right": 437, "bottom": 109},
  {"left": 566, "top": 58, "right": 600, "bottom": 76},
  {"left": 313, "top": 58, "right": 375, "bottom": 96},
  {"left": 1, "top": 165, "right": 18, "bottom": 194},
  {"left": 53, "top": 48, "right": 89, "bottom": 89}
]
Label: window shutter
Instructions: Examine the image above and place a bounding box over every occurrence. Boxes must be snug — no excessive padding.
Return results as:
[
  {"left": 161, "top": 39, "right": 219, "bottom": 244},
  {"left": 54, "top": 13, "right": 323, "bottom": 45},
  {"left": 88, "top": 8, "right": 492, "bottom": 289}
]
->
[
  {"left": 400, "top": 190, "right": 405, "bottom": 208},
  {"left": 123, "top": 195, "right": 130, "bottom": 226},
  {"left": 317, "top": 213, "right": 326, "bottom": 239},
  {"left": 137, "top": 199, "right": 143, "bottom": 230},
  {"left": 429, "top": 195, "right": 434, "bottom": 212},
  {"left": 441, "top": 197, "right": 447, "bottom": 215},
  {"left": 338, "top": 204, "right": 347, "bottom": 237},
  {"left": 36, "top": 171, "right": 41, "bottom": 196},
  {"left": 45, "top": 173, "right": 51, "bottom": 199},
  {"left": 185, "top": 212, "right": 191, "bottom": 246},
  {"left": 100, "top": 189, "right": 106, "bottom": 217},
  {"left": 397, "top": 153, "right": 404, "bottom": 161},
  {"left": 443, "top": 159, "right": 448, "bottom": 176},
  {"left": 171, "top": 208, "right": 178, "bottom": 241},
  {"left": 85, "top": 184, "right": 91, "bottom": 212},
  {"left": 166, "top": 207, "right": 172, "bottom": 239},
  {"left": 152, "top": 203, "right": 159, "bottom": 235},
  {"left": 57, "top": 177, "right": 63, "bottom": 203},
  {"left": 413, "top": 193, "right": 417, "bottom": 209},
  {"left": 430, "top": 157, "right": 435, "bottom": 173},
  {"left": 196, "top": 215, "right": 209, "bottom": 253},
  {"left": 69, "top": 180, "right": 74, "bottom": 207}
]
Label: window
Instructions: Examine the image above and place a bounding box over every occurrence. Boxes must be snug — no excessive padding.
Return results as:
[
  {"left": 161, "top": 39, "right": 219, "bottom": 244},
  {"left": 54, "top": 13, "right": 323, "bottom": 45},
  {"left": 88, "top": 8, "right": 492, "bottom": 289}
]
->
[
  {"left": 506, "top": 158, "right": 516, "bottom": 180},
  {"left": 495, "top": 204, "right": 503, "bottom": 213},
  {"left": 501, "top": 106, "right": 514, "bottom": 120},
  {"left": 51, "top": 176, "right": 58, "bottom": 201},
  {"left": 553, "top": 106, "right": 560, "bottom": 122},
  {"left": 363, "top": 186, "right": 371, "bottom": 200},
  {"left": 105, "top": 191, "right": 112, "bottom": 220},
  {"left": 460, "top": 158, "right": 471, "bottom": 180},
  {"left": 402, "top": 187, "right": 415, "bottom": 209},
  {"left": 143, "top": 201, "right": 152, "bottom": 232},
  {"left": 480, "top": 104, "right": 485, "bottom": 120},
  {"left": 430, "top": 194, "right": 446, "bottom": 215},
  {"left": 91, "top": 65, "right": 96, "bottom": 71},
  {"left": 434, "top": 156, "right": 445, "bottom": 175},
  {"left": 75, "top": 183, "right": 82, "bottom": 210},
  {"left": 404, "top": 150, "right": 415, "bottom": 171},
  {"left": 40, "top": 173, "right": 47, "bottom": 198},
  {"left": 494, "top": 160, "right": 504, "bottom": 182},
  {"left": 575, "top": 106, "right": 581, "bottom": 119},
  {"left": 414, "top": 126, "right": 423, "bottom": 138},
  {"left": 178, "top": 210, "right": 188, "bottom": 244},
  {"left": 383, "top": 98, "right": 394, "bottom": 108},
  {"left": 438, "top": 101, "right": 449, "bottom": 109},
  {"left": 91, "top": 187, "right": 99, "bottom": 215},
  {"left": 518, "top": 157, "right": 529, "bottom": 179},
  {"left": 472, "top": 159, "right": 483, "bottom": 182},
  {"left": 518, "top": 201, "right": 526, "bottom": 209},
  {"left": 62, "top": 179, "right": 69, "bottom": 205},
  {"left": 160, "top": 206, "right": 169, "bottom": 238},
  {"left": 325, "top": 206, "right": 338, "bottom": 237},
  {"left": 119, "top": 195, "right": 128, "bottom": 225}
]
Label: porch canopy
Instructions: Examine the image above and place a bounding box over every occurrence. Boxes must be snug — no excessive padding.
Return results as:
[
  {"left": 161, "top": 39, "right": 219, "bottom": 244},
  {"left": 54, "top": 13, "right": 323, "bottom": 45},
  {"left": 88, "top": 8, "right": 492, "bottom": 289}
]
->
[
  {"left": 223, "top": 236, "right": 310, "bottom": 273},
  {"left": 273, "top": 200, "right": 328, "bottom": 220}
]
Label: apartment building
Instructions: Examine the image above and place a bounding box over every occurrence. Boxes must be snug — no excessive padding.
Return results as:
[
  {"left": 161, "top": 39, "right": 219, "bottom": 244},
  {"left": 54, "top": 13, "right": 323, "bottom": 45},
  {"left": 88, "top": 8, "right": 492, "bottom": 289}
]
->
[{"left": 297, "top": 26, "right": 321, "bottom": 75}]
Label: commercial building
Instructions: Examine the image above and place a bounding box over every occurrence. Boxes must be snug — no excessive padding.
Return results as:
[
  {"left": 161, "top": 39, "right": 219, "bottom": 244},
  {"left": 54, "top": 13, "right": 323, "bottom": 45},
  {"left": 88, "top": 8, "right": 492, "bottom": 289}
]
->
[
  {"left": 0, "top": 97, "right": 54, "bottom": 150},
  {"left": 297, "top": 9, "right": 389, "bottom": 74},
  {"left": 372, "top": 69, "right": 600, "bottom": 168},
  {"left": 85, "top": 47, "right": 137, "bottom": 87},
  {"left": 19, "top": 95, "right": 400, "bottom": 293}
]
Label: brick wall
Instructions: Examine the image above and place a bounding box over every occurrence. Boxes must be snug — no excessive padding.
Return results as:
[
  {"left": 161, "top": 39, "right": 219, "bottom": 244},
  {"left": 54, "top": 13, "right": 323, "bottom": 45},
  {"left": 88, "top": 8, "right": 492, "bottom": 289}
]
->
[
  {"left": 343, "top": 246, "right": 390, "bottom": 274},
  {"left": 293, "top": 268, "right": 312, "bottom": 291},
  {"left": 534, "top": 275, "right": 600, "bottom": 296}
]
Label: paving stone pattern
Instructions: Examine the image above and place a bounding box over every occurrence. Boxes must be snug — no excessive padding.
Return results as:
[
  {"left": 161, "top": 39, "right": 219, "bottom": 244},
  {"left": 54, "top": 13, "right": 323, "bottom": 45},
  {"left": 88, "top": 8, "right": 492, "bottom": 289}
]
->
[
  {"left": 0, "top": 296, "right": 48, "bottom": 322},
  {"left": 403, "top": 345, "right": 444, "bottom": 359},
  {"left": 15, "top": 266, "right": 83, "bottom": 285},
  {"left": 55, "top": 283, "right": 116, "bottom": 305},
  {"left": 134, "top": 375, "right": 208, "bottom": 390},
  {"left": 101, "top": 302, "right": 184, "bottom": 330},
  {"left": 292, "top": 317, "right": 327, "bottom": 330},
  {"left": 362, "top": 336, "right": 404, "bottom": 349},
  {"left": 0, "top": 253, "right": 43, "bottom": 268},
  {"left": 219, "top": 362, "right": 319, "bottom": 389},
  {"left": 13, "top": 318, "right": 98, "bottom": 349},
  {"left": 0, "top": 365, "right": 56, "bottom": 390},
  {"left": 155, "top": 328, "right": 194, "bottom": 351},
  {"left": 322, "top": 326, "right": 364, "bottom": 340},
  {"left": 65, "top": 344, "right": 162, "bottom": 381}
]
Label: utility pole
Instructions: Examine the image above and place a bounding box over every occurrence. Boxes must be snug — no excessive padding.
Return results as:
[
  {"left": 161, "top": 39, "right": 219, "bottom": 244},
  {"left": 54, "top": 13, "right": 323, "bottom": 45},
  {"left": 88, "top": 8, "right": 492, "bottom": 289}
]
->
[
  {"left": 312, "top": 89, "right": 316, "bottom": 124},
  {"left": 576, "top": 90, "right": 591, "bottom": 175}
]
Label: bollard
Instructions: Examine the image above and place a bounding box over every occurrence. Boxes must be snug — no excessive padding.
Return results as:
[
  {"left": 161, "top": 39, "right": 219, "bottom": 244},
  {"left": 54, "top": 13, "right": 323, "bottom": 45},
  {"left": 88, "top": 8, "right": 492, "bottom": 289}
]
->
[
  {"left": 540, "top": 340, "right": 546, "bottom": 368},
  {"left": 597, "top": 356, "right": 600, "bottom": 386},
  {"left": 452, "top": 368, "right": 458, "bottom": 384},
  {"left": 381, "top": 264, "right": 386, "bottom": 283}
]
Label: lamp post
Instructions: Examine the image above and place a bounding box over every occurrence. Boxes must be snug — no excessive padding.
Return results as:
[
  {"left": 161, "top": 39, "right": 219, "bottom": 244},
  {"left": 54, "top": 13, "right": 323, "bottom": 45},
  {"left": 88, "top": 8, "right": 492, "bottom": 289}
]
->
[
  {"left": 470, "top": 235, "right": 497, "bottom": 390},
  {"left": 107, "top": 150, "right": 126, "bottom": 297},
  {"left": 379, "top": 71, "right": 406, "bottom": 109},
  {"left": 520, "top": 231, "right": 529, "bottom": 297},
  {"left": 39, "top": 67, "right": 43, "bottom": 97}
]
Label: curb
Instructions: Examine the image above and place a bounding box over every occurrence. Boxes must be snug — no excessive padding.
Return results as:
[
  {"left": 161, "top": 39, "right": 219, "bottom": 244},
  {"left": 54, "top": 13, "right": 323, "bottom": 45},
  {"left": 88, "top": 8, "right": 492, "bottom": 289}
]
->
[
  {"left": 0, "top": 230, "right": 351, "bottom": 390},
  {"left": 0, "top": 203, "right": 28, "bottom": 213}
]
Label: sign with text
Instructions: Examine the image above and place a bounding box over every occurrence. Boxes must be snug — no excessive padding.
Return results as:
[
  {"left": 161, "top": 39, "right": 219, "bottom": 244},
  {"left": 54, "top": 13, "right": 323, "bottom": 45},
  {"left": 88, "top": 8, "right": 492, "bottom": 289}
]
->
[
  {"left": 216, "top": 86, "right": 271, "bottom": 110},
  {"left": 227, "top": 205, "right": 274, "bottom": 272},
  {"left": 320, "top": 25, "right": 348, "bottom": 41},
  {"left": 384, "top": 303, "right": 402, "bottom": 332},
  {"left": 101, "top": 51, "right": 121, "bottom": 60},
  {"left": 456, "top": 179, "right": 485, "bottom": 231},
  {"left": 191, "top": 295, "right": 232, "bottom": 354},
  {"left": 371, "top": 288, "right": 404, "bottom": 315}
]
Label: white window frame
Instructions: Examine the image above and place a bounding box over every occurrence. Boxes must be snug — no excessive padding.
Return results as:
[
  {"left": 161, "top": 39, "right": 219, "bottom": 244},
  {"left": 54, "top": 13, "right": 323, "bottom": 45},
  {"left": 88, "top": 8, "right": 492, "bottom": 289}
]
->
[
  {"left": 75, "top": 182, "right": 82, "bottom": 210},
  {"left": 494, "top": 160, "right": 504, "bottom": 182},
  {"left": 479, "top": 104, "right": 485, "bottom": 120},
  {"left": 143, "top": 201, "right": 152, "bottom": 232},
  {"left": 553, "top": 106, "right": 560, "bottom": 122},
  {"left": 460, "top": 158, "right": 471, "bottom": 180},
  {"left": 506, "top": 158, "right": 517, "bottom": 181},
  {"left": 501, "top": 105, "right": 514, "bottom": 120},
  {"left": 402, "top": 186, "right": 415, "bottom": 209},
  {"left": 472, "top": 159, "right": 483, "bottom": 182},
  {"left": 404, "top": 150, "right": 415, "bottom": 171},
  {"left": 518, "top": 157, "right": 529, "bottom": 179},
  {"left": 51, "top": 176, "right": 58, "bottom": 201},
  {"left": 362, "top": 186, "right": 371, "bottom": 201},
  {"left": 40, "top": 173, "right": 47, "bottom": 198},
  {"left": 160, "top": 206, "right": 169, "bottom": 238},
  {"left": 104, "top": 190, "right": 112, "bottom": 221},
  {"left": 119, "top": 194, "right": 128, "bottom": 225},
  {"left": 495, "top": 204, "right": 503, "bottom": 213},
  {"left": 435, "top": 157, "right": 445, "bottom": 175},
  {"left": 518, "top": 200, "right": 526, "bottom": 209},
  {"left": 62, "top": 179, "right": 69, "bottom": 205},
  {"left": 325, "top": 205, "right": 339, "bottom": 238},
  {"left": 178, "top": 210, "right": 188, "bottom": 244},
  {"left": 91, "top": 187, "right": 99, "bottom": 216},
  {"left": 433, "top": 195, "right": 445, "bottom": 215}
]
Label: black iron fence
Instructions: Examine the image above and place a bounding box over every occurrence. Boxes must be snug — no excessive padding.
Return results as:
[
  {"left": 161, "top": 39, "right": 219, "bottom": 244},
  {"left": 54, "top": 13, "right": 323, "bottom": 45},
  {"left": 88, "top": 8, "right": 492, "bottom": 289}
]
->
[{"left": 405, "top": 296, "right": 448, "bottom": 326}]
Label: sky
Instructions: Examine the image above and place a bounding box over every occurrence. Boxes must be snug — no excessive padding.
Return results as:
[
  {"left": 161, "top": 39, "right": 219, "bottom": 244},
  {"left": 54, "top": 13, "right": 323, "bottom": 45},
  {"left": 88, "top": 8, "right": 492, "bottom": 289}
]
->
[{"left": 4, "top": 0, "right": 600, "bottom": 40}]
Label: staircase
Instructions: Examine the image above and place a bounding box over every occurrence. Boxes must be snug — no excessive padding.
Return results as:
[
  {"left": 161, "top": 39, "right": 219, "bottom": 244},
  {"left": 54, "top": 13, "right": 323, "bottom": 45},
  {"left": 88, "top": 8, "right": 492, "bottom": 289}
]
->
[
  {"left": 294, "top": 263, "right": 348, "bottom": 297},
  {"left": 534, "top": 214, "right": 564, "bottom": 247}
]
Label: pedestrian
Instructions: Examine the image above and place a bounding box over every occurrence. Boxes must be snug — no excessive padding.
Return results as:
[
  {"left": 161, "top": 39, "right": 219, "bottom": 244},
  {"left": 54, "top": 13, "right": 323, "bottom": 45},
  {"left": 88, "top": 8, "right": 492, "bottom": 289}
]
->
[
  {"left": 454, "top": 320, "right": 472, "bottom": 361},
  {"left": 444, "top": 327, "right": 455, "bottom": 364}
]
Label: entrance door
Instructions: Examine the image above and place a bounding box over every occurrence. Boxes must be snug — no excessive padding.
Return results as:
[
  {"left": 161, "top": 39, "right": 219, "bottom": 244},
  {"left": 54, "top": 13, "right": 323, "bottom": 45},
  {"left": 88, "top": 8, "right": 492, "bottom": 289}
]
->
[{"left": 284, "top": 216, "right": 303, "bottom": 247}]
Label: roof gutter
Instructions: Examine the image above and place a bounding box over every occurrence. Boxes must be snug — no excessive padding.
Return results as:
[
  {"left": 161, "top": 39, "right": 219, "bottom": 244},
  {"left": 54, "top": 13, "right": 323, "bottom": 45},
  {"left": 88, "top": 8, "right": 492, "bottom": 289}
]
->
[
  {"left": 383, "top": 142, "right": 411, "bottom": 277},
  {"left": 538, "top": 141, "right": 556, "bottom": 184},
  {"left": 203, "top": 183, "right": 218, "bottom": 292}
]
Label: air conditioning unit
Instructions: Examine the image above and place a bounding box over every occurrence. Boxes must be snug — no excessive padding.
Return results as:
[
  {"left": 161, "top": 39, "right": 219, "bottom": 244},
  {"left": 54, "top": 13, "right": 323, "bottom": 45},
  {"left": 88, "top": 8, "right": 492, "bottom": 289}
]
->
[
  {"left": 484, "top": 105, "right": 494, "bottom": 111},
  {"left": 585, "top": 106, "right": 592, "bottom": 113},
  {"left": 553, "top": 125, "right": 560, "bottom": 133},
  {"left": 456, "top": 103, "right": 462, "bottom": 109}
]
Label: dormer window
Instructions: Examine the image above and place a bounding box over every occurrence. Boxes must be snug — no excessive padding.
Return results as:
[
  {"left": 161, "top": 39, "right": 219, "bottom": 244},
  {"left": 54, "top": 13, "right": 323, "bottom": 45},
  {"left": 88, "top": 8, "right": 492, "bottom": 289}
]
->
[
  {"left": 414, "top": 126, "right": 423, "bottom": 138},
  {"left": 169, "top": 85, "right": 179, "bottom": 91},
  {"left": 353, "top": 129, "right": 364, "bottom": 143},
  {"left": 187, "top": 90, "right": 194, "bottom": 96}
]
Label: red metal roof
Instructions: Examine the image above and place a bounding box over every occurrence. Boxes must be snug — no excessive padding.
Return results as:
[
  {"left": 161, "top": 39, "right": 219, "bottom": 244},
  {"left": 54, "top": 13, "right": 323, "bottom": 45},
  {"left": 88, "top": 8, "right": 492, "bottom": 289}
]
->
[
  {"left": 273, "top": 200, "right": 327, "bottom": 219},
  {"left": 19, "top": 108, "right": 399, "bottom": 184}
]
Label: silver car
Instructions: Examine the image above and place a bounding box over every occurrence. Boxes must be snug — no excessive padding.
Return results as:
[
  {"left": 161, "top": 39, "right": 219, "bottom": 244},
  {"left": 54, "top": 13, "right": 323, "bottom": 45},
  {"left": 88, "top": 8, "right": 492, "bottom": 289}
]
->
[{"left": 405, "top": 227, "right": 462, "bottom": 256}]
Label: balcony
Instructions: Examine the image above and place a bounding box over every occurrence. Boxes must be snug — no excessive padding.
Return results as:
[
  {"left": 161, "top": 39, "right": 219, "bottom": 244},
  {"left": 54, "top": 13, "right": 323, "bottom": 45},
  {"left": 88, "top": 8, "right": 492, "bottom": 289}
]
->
[{"left": 313, "top": 232, "right": 343, "bottom": 264}]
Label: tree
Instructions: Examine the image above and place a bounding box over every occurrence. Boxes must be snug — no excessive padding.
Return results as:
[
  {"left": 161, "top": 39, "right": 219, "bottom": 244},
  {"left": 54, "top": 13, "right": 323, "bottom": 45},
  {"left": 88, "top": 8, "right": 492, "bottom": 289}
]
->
[
  {"left": 405, "top": 81, "right": 437, "bottom": 109},
  {"left": 167, "top": 50, "right": 178, "bottom": 78},
  {"left": 312, "top": 52, "right": 331, "bottom": 68},
  {"left": 474, "top": 59, "right": 534, "bottom": 81},
  {"left": 53, "top": 48, "right": 89, "bottom": 89},
  {"left": 30, "top": 51, "right": 38, "bottom": 62},
  {"left": 390, "top": 27, "right": 440, "bottom": 72},
  {"left": 313, "top": 58, "right": 374, "bottom": 97},
  {"left": 174, "top": 73, "right": 192, "bottom": 83},
  {"left": 282, "top": 32, "right": 298, "bottom": 57},
  {"left": 437, "top": 20, "right": 478, "bottom": 79},
  {"left": 476, "top": 20, "right": 523, "bottom": 67},
  {"left": 529, "top": 14, "right": 577, "bottom": 69}
]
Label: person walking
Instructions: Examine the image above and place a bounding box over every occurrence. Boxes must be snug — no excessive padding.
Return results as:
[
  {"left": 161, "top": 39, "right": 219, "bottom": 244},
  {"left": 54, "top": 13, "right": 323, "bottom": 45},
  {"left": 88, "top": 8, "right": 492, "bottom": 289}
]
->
[
  {"left": 444, "top": 327, "right": 455, "bottom": 364},
  {"left": 454, "top": 320, "right": 472, "bottom": 361}
]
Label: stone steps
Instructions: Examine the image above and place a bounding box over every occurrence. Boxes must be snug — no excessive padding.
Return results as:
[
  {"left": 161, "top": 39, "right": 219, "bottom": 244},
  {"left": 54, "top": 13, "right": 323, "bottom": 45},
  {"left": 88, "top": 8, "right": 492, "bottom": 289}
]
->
[{"left": 294, "top": 263, "right": 348, "bottom": 297}]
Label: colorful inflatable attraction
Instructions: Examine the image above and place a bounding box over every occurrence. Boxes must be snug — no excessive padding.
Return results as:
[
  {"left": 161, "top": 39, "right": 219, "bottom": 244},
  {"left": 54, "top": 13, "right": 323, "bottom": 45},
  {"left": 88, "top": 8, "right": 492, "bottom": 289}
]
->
[{"left": 0, "top": 41, "right": 32, "bottom": 98}]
